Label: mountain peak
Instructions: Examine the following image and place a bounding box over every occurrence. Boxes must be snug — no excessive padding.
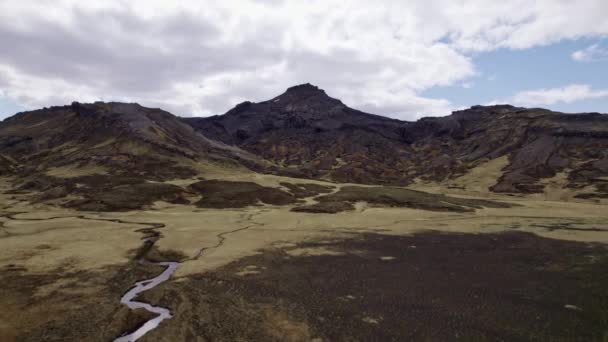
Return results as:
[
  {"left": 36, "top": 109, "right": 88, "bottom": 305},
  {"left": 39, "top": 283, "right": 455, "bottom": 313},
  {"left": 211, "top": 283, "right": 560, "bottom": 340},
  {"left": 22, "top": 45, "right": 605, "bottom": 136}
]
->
[
  {"left": 285, "top": 83, "right": 324, "bottom": 94},
  {"left": 278, "top": 83, "right": 331, "bottom": 100},
  {"left": 272, "top": 83, "right": 342, "bottom": 107}
]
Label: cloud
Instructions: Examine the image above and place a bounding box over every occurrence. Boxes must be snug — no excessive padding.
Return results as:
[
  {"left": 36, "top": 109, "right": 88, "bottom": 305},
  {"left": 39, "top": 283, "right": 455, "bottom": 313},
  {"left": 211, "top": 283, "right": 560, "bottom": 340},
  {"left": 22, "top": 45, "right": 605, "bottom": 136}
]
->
[
  {"left": 0, "top": 1, "right": 607, "bottom": 120},
  {"left": 572, "top": 44, "right": 608, "bottom": 62},
  {"left": 494, "top": 84, "right": 608, "bottom": 107}
]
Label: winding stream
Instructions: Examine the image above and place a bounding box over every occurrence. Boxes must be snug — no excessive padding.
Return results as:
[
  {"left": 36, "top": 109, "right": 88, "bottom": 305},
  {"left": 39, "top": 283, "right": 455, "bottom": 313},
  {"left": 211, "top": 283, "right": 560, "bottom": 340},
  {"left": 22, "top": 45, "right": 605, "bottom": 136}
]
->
[
  {"left": 0, "top": 211, "right": 180, "bottom": 341},
  {"left": 0, "top": 209, "right": 266, "bottom": 341},
  {"left": 114, "top": 261, "right": 179, "bottom": 342}
]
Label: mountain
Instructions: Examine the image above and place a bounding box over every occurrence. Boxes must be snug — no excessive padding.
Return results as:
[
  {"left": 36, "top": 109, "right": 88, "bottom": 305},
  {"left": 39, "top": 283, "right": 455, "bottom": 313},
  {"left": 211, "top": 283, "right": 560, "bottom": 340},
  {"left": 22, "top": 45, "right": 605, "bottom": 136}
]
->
[
  {"left": 1, "top": 84, "right": 607, "bottom": 202},
  {"left": 184, "top": 83, "right": 411, "bottom": 184},
  {"left": 185, "top": 84, "right": 608, "bottom": 197},
  {"left": 0, "top": 101, "right": 262, "bottom": 180},
  {"left": 400, "top": 105, "right": 608, "bottom": 196},
  {"left": 0, "top": 101, "right": 278, "bottom": 210}
]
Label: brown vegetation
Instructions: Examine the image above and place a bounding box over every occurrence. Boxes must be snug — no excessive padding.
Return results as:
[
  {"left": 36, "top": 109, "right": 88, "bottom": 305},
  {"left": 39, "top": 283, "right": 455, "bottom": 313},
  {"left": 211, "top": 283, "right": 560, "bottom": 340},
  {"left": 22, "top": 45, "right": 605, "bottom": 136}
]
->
[
  {"left": 188, "top": 180, "right": 299, "bottom": 208},
  {"left": 193, "top": 231, "right": 608, "bottom": 341}
]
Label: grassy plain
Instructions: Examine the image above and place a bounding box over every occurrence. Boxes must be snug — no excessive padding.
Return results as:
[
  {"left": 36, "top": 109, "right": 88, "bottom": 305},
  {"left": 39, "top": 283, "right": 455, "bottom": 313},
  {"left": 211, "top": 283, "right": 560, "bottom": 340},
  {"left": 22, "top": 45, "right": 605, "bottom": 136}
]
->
[{"left": 1, "top": 169, "right": 607, "bottom": 341}]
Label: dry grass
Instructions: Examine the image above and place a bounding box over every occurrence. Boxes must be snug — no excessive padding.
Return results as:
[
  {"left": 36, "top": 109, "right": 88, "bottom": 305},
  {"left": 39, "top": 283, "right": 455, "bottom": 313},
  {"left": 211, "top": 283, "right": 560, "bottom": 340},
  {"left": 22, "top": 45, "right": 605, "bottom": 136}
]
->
[
  {"left": 2, "top": 172, "right": 608, "bottom": 341},
  {"left": 2, "top": 171, "right": 608, "bottom": 278}
]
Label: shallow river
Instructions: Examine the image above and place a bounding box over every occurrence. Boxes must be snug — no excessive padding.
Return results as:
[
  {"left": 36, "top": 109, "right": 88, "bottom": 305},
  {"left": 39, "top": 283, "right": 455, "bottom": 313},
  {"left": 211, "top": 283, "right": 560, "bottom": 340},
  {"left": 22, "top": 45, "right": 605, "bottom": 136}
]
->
[{"left": 113, "top": 261, "right": 179, "bottom": 342}]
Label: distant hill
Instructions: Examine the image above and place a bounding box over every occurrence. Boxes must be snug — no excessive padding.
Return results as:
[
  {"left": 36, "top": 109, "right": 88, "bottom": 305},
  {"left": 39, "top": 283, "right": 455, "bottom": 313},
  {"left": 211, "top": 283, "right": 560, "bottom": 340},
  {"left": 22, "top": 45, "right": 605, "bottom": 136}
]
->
[
  {"left": 399, "top": 105, "right": 608, "bottom": 196},
  {"left": 0, "top": 101, "right": 263, "bottom": 180},
  {"left": 1, "top": 84, "right": 607, "bottom": 199},
  {"left": 184, "top": 84, "right": 608, "bottom": 197}
]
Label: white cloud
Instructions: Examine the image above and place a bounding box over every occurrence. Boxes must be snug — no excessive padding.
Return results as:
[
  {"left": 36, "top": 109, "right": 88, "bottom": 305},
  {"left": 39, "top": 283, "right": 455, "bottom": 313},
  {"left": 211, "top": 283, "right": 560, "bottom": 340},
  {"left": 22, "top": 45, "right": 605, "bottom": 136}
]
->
[
  {"left": 0, "top": 0, "right": 607, "bottom": 120},
  {"left": 495, "top": 84, "right": 608, "bottom": 107},
  {"left": 572, "top": 44, "right": 608, "bottom": 62},
  {"left": 460, "top": 82, "right": 474, "bottom": 89}
]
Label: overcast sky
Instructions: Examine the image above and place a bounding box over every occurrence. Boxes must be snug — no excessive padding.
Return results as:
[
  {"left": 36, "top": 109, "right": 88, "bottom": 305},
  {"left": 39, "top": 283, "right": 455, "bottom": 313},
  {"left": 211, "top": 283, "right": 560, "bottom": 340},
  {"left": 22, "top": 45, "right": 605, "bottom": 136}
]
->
[{"left": 0, "top": 0, "right": 607, "bottom": 120}]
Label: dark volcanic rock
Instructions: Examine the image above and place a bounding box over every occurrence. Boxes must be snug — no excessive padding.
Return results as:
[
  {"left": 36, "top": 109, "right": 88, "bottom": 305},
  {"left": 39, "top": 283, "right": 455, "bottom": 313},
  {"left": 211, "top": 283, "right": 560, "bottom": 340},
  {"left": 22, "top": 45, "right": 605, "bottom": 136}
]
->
[
  {"left": 185, "top": 89, "right": 608, "bottom": 194},
  {"left": 184, "top": 84, "right": 412, "bottom": 185}
]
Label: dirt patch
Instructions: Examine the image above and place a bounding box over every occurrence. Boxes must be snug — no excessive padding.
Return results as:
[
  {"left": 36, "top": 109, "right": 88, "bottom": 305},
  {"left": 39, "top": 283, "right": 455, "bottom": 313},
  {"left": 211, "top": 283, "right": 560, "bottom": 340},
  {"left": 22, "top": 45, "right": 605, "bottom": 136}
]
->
[
  {"left": 189, "top": 231, "right": 608, "bottom": 341},
  {"left": 295, "top": 186, "right": 512, "bottom": 213},
  {"left": 188, "top": 180, "right": 298, "bottom": 208}
]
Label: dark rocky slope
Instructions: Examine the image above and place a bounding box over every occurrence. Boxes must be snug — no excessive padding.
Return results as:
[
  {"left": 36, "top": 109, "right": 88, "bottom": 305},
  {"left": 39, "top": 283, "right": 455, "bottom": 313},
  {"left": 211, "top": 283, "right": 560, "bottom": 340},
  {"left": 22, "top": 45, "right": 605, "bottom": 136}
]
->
[
  {"left": 185, "top": 84, "right": 608, "bottom": 195},
  {"left": 184, "top": 84, "right": 413, "bottom": 184},
  {"left": 0, "top": 102, "right": 270, "bottom": 210},
  {"left": 1, "top": 85, "right": 607, "bottom": 197},
  {"left": 0, "top": 101, "right": 262, "bottom": 180},
  {"left": 402, "top": 106, "right": 608, "bottom": 194}
]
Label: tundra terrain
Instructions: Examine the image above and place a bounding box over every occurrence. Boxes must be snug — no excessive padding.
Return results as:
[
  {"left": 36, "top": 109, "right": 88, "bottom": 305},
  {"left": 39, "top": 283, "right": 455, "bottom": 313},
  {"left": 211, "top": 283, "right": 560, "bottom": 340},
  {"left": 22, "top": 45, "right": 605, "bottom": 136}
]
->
[
  {"left": 1, "top": 168, "right": 607, "bottom": 341},
  {"left": 1, "top": 85, "right": 607, "bottom": 341}
]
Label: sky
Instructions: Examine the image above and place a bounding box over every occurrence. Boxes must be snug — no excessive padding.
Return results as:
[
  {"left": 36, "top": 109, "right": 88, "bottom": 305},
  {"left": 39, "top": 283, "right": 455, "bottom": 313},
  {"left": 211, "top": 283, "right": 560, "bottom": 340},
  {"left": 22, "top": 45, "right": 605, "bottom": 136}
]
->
[{"left": 0, "top": 0, "right": 607, "bottom": 121}]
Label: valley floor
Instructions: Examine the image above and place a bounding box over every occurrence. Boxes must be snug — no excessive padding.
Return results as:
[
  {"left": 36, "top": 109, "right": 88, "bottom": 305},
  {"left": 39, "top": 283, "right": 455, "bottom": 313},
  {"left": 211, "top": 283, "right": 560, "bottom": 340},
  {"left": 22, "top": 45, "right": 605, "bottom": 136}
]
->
[{"left": 1, "top": 176, "right": 607, "bottom": 341}]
